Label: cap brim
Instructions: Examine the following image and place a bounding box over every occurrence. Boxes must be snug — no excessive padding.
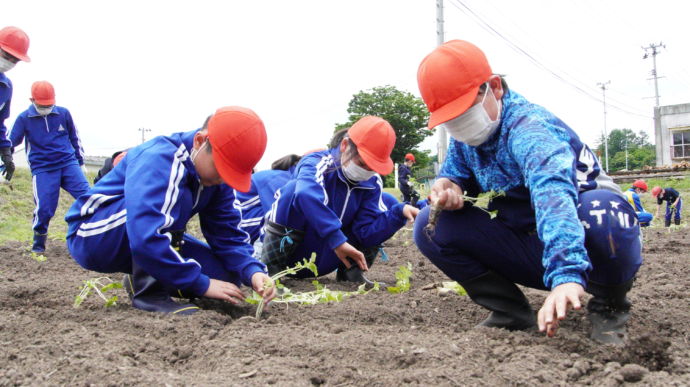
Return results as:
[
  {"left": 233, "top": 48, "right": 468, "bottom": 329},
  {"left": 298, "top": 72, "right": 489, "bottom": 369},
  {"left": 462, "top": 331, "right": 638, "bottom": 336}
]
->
[
  {"left": 34, "top": 98, "right": 55, "bottom": 105},
  {"left": 4, "top": 48, "right": 30, "bottom": 62},
  {"left": 358, "top": 148, "right": 393, "bottom": 176},
  {"left": 212, "top": 149, "right": 252, "bottom": 192},
  {"left": 427, "top": 83, "right": 482, "bottom": 129}
]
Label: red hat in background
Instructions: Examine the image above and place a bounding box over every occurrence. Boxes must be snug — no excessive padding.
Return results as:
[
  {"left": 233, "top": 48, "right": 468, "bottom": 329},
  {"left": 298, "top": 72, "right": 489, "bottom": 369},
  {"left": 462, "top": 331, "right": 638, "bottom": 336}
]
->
[
  {"left": 348, "top": 116, "right": 396, "bottom": 175},
  {"left": 417, "top": 40, "right": 492, "bottom": 129},
  {"left": 31, "top": 81, "right": 55, "bottom": 105},
  {"left": 0, "top": 26, "right": 30, "bottom": 62},
  {"left": 404, "top": 153, "right": 416, "bottom": 163},
  {"left": 207, "top": 106, "right": 267, "bottom": 192},
  {"left": 651, "top": 186, "right": 662, "bottom": 197},
  {"left": 632, "top": 179, "right": 648, "bottom": 192}
]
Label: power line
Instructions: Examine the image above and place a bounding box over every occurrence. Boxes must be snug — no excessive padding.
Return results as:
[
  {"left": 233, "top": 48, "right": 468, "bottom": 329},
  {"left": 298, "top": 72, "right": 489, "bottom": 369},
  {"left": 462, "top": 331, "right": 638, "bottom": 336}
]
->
[{"left": 447, "top": 0, "right": 652, "bottom": 119}]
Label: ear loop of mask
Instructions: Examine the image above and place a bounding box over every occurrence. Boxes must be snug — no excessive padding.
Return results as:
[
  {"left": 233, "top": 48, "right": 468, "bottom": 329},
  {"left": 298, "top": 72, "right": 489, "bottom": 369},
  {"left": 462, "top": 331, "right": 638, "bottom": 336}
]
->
[{"left": 191, "top": 139, "right": 209, "bottom": 163}]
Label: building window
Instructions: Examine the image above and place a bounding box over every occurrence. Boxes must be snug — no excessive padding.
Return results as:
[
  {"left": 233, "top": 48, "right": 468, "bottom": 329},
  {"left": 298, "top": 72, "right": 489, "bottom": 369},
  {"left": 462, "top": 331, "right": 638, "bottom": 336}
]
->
[{"left": 671, "top": 128, "right": 690, "bottom": 159}]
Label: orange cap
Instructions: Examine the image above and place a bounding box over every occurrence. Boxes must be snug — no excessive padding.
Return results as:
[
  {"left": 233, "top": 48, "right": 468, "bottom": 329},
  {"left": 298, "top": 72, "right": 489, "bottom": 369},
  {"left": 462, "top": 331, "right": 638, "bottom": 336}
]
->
[
  {"left": 405, "top": 153, "right": 416, "bottom": 162},
  {"left": 112, "top": 152, "right": 127, "bottom": 167},
  {"left": 348, "top": 116, "right": 396, "bottom": 175},
  {"left": 651, "top": 186, "right": 662, "bottom": 197},
  {"left": 417, "top": 40, "right": 492, "bottom": 129},
  {"left": 31, "top": 81, "right": 55, "bottom": 105},
  {"left": 0, "top": 26, "right": 30, "bottom": 62},
  {"left": 207, "top": 106, "right": 267, "bottom": 192},
  {"left": 632, "top": 179, "right": 648, "bottom": 192}
]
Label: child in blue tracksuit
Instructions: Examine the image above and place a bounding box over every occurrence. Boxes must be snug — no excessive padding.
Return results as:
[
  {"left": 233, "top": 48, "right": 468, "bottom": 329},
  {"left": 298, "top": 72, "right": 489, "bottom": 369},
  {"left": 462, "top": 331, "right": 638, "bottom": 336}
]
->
[
  {"left": 0, "top": 26, "right": 31, "bottom": 183},
  {"left": 398, "top": 153, "right": 420, "bottom": 206},
  {"left": 625, "top": 180, "right": 653, "bottom": 227},
  {"left": 256, "top": 116, "right": 418, "bottom": 285},
  {"left": 65, "top": 107, "right": 275, "bottom": 315},
  {"left": 415, "top": 40, "right": 642, "bottom": 345},
  {"left": 10, "top": 81, "right": 90, "bottom": 253},
  {"left": 652, "top": 186, "right": 682, "bottom": 226}
]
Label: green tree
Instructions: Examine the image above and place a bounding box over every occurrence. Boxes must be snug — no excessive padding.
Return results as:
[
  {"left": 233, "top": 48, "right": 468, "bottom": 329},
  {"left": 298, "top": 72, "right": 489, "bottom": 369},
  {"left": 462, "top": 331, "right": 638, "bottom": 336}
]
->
[
  {"left": 335, "top": 85, "right": 433, "bottom": 169},
  {"left": 596, "top": 129, "right": 655, "bottom": 171}
]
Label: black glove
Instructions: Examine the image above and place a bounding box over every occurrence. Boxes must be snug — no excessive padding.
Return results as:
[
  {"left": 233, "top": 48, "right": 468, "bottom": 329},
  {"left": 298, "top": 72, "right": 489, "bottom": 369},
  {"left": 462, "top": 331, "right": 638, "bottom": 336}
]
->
[{"left": 0, "top": 147, "right": 15, "bottom": 181}]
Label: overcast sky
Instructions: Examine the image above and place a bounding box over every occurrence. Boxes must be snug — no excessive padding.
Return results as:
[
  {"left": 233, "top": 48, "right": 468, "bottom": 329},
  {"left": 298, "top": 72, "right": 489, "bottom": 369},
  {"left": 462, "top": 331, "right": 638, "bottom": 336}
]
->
[{"left": 5, "top": 0, "right": 689, "bottom": 170}]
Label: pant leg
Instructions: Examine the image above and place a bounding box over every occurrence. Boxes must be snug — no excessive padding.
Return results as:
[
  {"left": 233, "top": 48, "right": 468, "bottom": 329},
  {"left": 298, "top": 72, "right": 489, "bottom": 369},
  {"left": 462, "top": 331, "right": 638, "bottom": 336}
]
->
[
  {"left": 179, "top": 234, "right": 241, "bottom": 286},
  {"left": 32, "top": 170, "right": 61, "bottom": 235},
  {"left": 674, "top": 198, "right": 682, "bottom": 221},
  {"left": 636, "top": 211, "right": 653, "bottom": 227},
  {"left": 66, "top": 199, "right": 132, "bottom": 273},
  {"left": 413, "top": 204, "right": 547, "bottom": 290},
  {"left": 61, "top": 163, "right": 90, "bottom": 199},
  {"left": 577, "top": 190, "right": 642, "bottom": 286}
]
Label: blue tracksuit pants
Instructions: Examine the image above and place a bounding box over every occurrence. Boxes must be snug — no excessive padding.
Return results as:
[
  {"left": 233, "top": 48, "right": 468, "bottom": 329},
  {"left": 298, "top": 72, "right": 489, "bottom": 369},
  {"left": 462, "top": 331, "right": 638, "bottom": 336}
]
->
[
  {"left": 32, "top": 164, "right": 89, "bottom": 235},
  {"left": 413, "top": 189, "right": 643, "bottom": 290},
  {"left": 68, "top": 203, "right": 241, "bottom": 287},
  {"left": 665, "top": 198, "right": 682, "bottom": 222}
]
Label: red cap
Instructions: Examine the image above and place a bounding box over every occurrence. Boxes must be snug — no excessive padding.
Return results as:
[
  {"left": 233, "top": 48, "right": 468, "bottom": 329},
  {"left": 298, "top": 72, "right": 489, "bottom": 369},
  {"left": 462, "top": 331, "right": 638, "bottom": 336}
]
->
[
  {"left": 417, "top": 40, "right": 492, "bottom": 129},
  {"left": 207, "top": 106, "right": 267, "bottom": 192},
  {"left": 31, "top": 81, "right": 55, "bottom": 105},
  {"left": 0, "top": 26, "right": 30, "bottom": 62},
  {"left": 113, "top": 152, "right": 126, "bottom": 167},
  {"left": 405, "top": 153, "right": 416, "bottom": 162},
  {"left": 348, "top": 116, "right": 396, "bottom": 175},
  {"left": 632, "top": 179, "right": 648, "bottom": 192},
  {"left": 651, "top": 186, "right": 662, "bottom": 197}
]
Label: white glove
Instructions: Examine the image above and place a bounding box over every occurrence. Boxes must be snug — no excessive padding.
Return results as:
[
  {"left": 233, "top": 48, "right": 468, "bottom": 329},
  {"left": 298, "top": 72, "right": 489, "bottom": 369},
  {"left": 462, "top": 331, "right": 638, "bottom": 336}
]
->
[
  {"left": 407, "top": 181, "right": 414, "bottom": 187},
  {"left": 81, "top": 165, "right": 88, "bottom": 176}
]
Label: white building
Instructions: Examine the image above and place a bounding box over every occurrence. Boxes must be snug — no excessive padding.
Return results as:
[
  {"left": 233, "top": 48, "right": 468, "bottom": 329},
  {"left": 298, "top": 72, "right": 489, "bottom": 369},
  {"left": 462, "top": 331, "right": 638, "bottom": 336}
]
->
[{"left": 655, "top": 103, "right": 690, "bottom": 166}]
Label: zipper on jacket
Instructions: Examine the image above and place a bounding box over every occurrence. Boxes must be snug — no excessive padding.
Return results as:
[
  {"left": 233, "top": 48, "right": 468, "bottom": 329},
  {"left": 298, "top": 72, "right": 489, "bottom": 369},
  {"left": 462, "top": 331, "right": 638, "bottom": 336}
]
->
[
  {"left": 339, "top": 187, "right": 352, "bottom": 221},
  {"left": 192, "top": 182, "right": 203, "bottom": 209},
  {"left": 43, "top": 116, "right": 49, "bottom": 133}
]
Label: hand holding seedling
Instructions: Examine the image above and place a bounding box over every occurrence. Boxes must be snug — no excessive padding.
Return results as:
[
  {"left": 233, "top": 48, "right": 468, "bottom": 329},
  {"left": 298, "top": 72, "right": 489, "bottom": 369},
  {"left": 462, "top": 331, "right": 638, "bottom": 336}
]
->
[
  {"left": 204, "top": 278, "right": 246, "bottom": 304},
  {"left": 251, "top": 272, "right": 276, "bottom": 303},
  {"left": 538, "top": 282, "right": 585, "bottom": 337},
  {"left": 402, "top": 204, "right": 419, "bottom": 223},
  {"left": 334, "top": 242, "right": 368, "bottom": 271},
  {"left": 430, "top": 178, "right": 464, "bottom": 210}
]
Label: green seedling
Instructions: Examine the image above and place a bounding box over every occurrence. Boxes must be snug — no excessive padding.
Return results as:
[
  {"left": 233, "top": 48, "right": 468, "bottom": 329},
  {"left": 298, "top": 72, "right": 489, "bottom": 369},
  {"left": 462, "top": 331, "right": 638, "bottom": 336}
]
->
[
  {"left": 439, "top": 281, "right": 467, "bottom": 296},
  {"left": 30, "top": 252, "right": 47, "bottom": 262},
  {"left": 74, "top": 277, "right": 122, "bottom": 308},
  {"left": 386, "top": 262, "right": 413, "bottom": 294}
]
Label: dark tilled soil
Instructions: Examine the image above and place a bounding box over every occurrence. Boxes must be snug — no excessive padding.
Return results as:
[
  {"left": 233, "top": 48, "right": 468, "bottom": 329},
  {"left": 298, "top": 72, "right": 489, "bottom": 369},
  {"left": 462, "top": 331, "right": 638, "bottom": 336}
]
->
[{"left": 1, "top": 227, "right": 688, "bottom": 386}]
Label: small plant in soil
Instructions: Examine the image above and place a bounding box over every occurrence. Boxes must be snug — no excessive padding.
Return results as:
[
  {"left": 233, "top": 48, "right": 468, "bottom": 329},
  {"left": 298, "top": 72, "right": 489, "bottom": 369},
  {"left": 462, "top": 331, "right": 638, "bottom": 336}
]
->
[
  {"left": 387, "top": 262, "right": 413, "bottom": 294},
  {"left": 73, "top": 277, "right": 122, "bottom": 308},
  {"left": 247, "top": 254, "right": 381, "bottom": 319}
]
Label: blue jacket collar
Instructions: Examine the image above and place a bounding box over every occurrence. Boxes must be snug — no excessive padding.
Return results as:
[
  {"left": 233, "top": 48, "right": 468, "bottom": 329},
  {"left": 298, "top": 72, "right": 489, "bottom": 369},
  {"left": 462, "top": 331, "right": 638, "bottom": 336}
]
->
[{"left": 0, "top": 72, "right": 8, "bottom": 87}]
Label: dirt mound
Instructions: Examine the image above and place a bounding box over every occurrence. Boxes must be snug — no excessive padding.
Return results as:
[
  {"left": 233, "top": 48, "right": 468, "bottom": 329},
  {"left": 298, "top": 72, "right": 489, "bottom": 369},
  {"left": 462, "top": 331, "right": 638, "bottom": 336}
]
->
[{"left": 1, "top": 228, "right": 688, "bottom": 385}]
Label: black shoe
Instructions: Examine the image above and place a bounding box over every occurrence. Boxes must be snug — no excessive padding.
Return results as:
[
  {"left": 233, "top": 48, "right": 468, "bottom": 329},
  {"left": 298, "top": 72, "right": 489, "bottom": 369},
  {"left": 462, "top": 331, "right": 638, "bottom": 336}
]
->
[
  {"left": 336, "top": 246, "right": 382, "bottom": 288},
  {"left": 665, "top": 219, "right": 671, "bottom": 227},
  {"left": 122, "top": 265, "right": 199, "bottom": 315},
  {"left": 587, "top": 280, "right": 632, "bottom": 345},
  {"left": 460, "top": 271, "right": 536, "bottom": 331},
  {"left": 674, "top": 218, "right": 681, "bottom": 225},
  {"left": 31, "top": 233, "right": 47, "bottom": 253}
]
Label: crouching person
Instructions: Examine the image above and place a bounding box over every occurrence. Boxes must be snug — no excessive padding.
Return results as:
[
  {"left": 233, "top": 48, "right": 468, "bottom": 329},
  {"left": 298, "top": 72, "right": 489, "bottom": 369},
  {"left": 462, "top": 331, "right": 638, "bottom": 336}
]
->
[
  {"left": 257, "top": 116, "right": 418, "bottom": 285},
  {"left": 65, "top": 107, "right": 275, "bottom": 315},
  {"left": 413, "top": 40, "right": 642, "bottom": 345}
]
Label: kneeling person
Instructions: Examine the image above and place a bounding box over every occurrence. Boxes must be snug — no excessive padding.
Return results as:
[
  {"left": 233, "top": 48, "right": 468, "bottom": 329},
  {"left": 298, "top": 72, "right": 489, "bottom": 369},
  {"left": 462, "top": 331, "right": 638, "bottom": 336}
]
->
[{"left": 65, "top": 107, "right": 275, "bottom": 314}]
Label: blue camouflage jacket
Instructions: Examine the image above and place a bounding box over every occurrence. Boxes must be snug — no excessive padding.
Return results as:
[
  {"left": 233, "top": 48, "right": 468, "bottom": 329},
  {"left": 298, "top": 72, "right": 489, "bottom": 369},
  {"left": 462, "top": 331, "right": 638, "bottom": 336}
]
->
[{"left": 440, "top": 90, "right": 621, "bottom": 289}]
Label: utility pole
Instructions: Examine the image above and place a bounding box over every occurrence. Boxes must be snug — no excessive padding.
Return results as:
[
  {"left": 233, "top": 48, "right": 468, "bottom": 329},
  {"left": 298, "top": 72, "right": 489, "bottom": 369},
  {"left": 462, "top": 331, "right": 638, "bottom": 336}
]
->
[
  {"left": 642, "top": 42, "right": 665, "bottom": 107},
  {"left": 436, "top": 0, "right": 447, "bottom": 165},
  {"left": 138, "top": 127, "right": 151, "bottom": 144},
  {"left": 597, "top": 81, "right": 611, "bottom": 172}
]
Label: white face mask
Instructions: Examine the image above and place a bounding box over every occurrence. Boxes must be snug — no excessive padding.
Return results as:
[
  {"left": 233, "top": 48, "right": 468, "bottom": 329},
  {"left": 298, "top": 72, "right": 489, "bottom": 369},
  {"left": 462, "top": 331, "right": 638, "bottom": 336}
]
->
[
  {"left": 439, "top": 83, "right": 502, "bottom": 146},
  {"left": 35, "top": 105, "right": 53, "bottom": 116},
  {"left": 342, "top": 159, "right": 376, "bottom": 182},
  {"left": 0, "top": 56, "right": 16, "bottom": 73},
  {"left": 191, "top": 140, "right": 208, "bottom": 164}
]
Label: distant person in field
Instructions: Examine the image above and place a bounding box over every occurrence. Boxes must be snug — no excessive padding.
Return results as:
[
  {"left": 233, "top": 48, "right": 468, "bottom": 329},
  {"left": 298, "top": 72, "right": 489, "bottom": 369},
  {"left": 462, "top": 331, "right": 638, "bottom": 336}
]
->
[
  {"left": 65, "top": 107, "right": 275, "bottom": 315},
  {"left": 398, "top": 153, "right": 420, "bottom": 206},
  {"left": 93, "top": 149, "right": 128, "bottom": 184},
  {"left": 652, "top": 186, "right": 682, "bottom": 226},
  {"left": 414, "top": 40, "right": 642, "bottom": 345},
  {"left": 244, "top": 116, "right": 419, "bottom": 286},
  {"left": 9, "top": 81, "right": 90, "bottom": 253},
  {"left": 0, "top": 26, "right": 31, "bottom": 182},
  {"left": 625, "top": 180, "right": 653, "bottom": 227}
]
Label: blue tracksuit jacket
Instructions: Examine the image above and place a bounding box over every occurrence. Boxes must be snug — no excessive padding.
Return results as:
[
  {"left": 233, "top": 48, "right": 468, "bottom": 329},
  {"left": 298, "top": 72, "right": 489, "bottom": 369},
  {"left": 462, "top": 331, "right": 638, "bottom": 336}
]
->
[
  {"left": 439, "top": 90, "right": 624, "bottom": 289},
  {"left": 266, "top": 148, "right": 408, "bottom": 274},
  {"left": 65, "top": 130, "right": 265, "bottom": 295},
  {"left": 10, "top": 105, "right": 84, "bottom": 174},
  {"left": 0, "top": 73, "right": 13, "bottom": 148}
]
